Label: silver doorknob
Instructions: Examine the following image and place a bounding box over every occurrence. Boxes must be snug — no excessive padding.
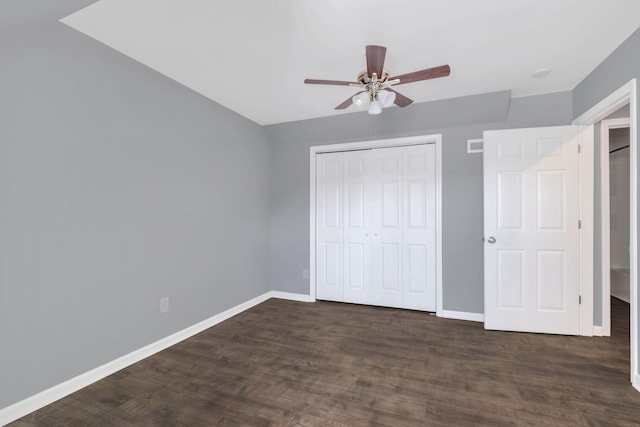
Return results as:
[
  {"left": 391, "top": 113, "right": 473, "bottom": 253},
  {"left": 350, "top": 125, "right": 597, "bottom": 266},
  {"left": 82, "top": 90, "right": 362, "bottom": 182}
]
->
[{"left": 487, "top": 237, "right": 496, "bottom": 244}]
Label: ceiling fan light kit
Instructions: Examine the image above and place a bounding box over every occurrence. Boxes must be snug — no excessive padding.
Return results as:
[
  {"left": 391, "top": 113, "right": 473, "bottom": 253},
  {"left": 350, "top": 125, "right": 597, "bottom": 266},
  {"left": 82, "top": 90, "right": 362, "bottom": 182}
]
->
[
  {"left": 305, "top": 45, "right": 451, "bottom": 115},
  {"left": 351, "top": 89, "right": 396, "bottom": 115}
]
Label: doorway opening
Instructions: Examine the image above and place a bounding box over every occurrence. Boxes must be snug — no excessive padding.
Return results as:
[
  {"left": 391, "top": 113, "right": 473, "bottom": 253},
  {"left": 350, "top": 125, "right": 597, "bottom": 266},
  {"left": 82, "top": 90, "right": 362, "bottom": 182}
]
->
[
  {"left": 600, "top": 112, "right": 632, "bottom": 339},
  {"left": 573, "top": 79, "right": 638, "bottom": 390}
]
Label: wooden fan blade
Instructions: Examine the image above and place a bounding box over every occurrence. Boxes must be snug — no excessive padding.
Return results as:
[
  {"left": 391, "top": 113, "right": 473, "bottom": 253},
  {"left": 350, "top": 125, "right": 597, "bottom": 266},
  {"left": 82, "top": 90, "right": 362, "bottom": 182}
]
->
[
  {"left": 389, "top": 65, "right": 451, "bottom": 85},
  {"left": 386, "top": 89, "right": 413, "bottom": 107},
  {"left": 366, "top": 45, "right": 387, "bottom": 79},
  {"left": 304, "top": 79, "right": 359, "bottom": 86},
  {"left": 335, "top": 92, "right": 362, "bottom": 110}
]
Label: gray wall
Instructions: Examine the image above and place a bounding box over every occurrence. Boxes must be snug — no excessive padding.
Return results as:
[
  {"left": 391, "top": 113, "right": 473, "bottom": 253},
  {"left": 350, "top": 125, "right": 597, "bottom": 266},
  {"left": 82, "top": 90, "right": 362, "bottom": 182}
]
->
[
  {"left": 4, "top": 0, "right": 638, "bottom": 413},
  {"left": 573, "top": 26, "right": 640, "bottom": 356},
  {"left": 266, "top": 91, "right": 573, "bottom": 314},
  {"left": 0, "top": 0, "right": 271, "bottom": 408}
]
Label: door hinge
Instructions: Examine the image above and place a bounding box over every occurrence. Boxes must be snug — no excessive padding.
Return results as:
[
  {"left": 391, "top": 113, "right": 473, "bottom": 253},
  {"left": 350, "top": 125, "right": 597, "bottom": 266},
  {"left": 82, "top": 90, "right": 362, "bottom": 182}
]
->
[
  {"left": 578, "top": 144, "right": 581, "bottom": 154},
  {"left": 578, "top": 219, "right": 582, "bottom": 229},
  {"left": 579, "top": 295, "right": 582, "bottom": 304}
]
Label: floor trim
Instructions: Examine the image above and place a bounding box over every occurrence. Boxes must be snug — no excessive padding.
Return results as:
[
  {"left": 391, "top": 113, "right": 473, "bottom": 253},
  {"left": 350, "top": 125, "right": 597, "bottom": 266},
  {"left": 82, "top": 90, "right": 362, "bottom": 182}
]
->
[
  {"left": 0, "top": 292, "right": 484, "bottom": 424},
  {"left": 439, "top": 309, "right": 484, "bottom": 323},
  {"left": 635, "top": 374, "right": 640, "bottom": 392},
  {"left": 0, "top": 291, "right": 296, "bottom": 426},
  {"left": 593, "top": 326, "right": 604, "bottom": 337},
  {"left": 270, "top": 291, "right": 315, "bottom": 302},
  {"left": 611, "top": 291, "right": 631, "bottom": 304}
]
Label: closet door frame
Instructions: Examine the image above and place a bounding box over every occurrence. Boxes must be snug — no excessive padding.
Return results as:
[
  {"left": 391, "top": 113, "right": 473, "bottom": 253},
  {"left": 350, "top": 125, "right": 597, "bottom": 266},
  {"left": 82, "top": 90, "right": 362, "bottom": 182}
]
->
[
  {"left": 309, "top": 134, "right": 443, "bottom": 315},
  {"left": 600, "top": 117, "right": 631, "bottom": 336}
]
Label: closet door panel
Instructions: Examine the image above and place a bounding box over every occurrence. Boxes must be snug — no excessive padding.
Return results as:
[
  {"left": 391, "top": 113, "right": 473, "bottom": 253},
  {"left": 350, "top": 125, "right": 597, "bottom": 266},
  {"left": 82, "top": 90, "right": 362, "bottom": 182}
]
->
[
  {"left": 343, "top": 151, "right": 372, "bottom": 304},
  {"left": 316, "top": 152, "right": 344, "bottom": 301},
  {"left": 403, "top": 145, "right": 436, "bottom": 311},
  {"left": 368, "top": 148, "right": 404, "bottom": 307}
]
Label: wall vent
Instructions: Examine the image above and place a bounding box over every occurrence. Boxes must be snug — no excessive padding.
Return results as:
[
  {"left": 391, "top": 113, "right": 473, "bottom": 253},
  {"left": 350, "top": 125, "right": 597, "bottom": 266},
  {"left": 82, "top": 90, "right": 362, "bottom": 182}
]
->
[{"left": 467, "top": 139, "right": 484, "bottom": 154}]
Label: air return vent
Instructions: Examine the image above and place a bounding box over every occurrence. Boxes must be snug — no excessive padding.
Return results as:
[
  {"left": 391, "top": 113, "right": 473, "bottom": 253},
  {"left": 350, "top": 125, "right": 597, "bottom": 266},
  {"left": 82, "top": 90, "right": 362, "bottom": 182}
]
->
[{"left": 467, "top": 139, "right": 484, "bottom": 154}]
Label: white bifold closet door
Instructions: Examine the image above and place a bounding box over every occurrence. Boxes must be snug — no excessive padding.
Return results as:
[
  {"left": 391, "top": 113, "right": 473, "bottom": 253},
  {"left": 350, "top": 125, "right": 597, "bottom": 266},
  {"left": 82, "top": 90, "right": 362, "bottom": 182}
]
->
[{"left": 316, "top": 144, "right": 436, "bottom": 311}]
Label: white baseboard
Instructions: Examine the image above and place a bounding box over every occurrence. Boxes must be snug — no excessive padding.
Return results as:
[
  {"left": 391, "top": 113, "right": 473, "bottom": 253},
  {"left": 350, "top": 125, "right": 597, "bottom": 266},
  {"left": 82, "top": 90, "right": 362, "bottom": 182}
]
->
[
  {"left": 0, "top": 292, "right": 486, "bottom": 424},
  {"left": 611, "top": 291, "right": 631, "bottom": 304},
  {"left": 438, "top": 309, "right": 485, "bottom": 323},
  {"left": 593, "top": 326, "right": 604, "bottom": 336},
  {"left": 0, "top": 292, "right": 274, "bottom": 426},
  {"left": 634, "top": 374, "right": 640, "bottom": 393},
  {"left": 268, "top": 291, "right": 315, "bottom": 302}
]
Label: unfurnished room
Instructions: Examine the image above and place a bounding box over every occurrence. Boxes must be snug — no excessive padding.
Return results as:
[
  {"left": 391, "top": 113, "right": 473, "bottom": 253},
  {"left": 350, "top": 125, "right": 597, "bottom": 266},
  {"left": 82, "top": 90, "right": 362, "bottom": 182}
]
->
[{"left": 2, "top": 0, "right": 640, "bottom": 425}]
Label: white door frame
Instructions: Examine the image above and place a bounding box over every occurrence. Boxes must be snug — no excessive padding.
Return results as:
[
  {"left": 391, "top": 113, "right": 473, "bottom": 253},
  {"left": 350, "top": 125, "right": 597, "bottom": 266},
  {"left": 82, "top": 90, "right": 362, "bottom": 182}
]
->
[
  {"left": 309, "top": 134, "right": 444, "bottom": 315},
  {"left": 600, "top": 117, "right": 631, "bottom": 337},
  {"left": 573, "top": 79, "right": 639, "bottom": 390}
]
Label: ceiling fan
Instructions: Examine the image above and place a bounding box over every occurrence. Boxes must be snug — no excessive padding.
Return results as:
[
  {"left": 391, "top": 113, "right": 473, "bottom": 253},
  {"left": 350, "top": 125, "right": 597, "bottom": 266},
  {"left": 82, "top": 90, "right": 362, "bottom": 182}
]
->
[{"left": 304, "top": 45, "right": 451, "bottom": 115}]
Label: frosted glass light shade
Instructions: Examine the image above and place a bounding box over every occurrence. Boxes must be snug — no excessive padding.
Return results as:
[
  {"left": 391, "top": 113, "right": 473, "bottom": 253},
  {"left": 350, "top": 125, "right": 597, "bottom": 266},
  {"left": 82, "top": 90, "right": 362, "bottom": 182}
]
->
[
  {"left": 378, "top": 90, "right": 396, "bottom": 108},
  {"left": 368, "top": 100, "right": 382, "bottom": 115},
  {"left": 352, "top": 92, "right": 370, "bottom": 110}
]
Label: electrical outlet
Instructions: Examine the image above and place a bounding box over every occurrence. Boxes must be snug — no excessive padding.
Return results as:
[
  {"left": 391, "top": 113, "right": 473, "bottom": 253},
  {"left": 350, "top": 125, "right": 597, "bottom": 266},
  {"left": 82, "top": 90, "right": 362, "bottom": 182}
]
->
[
  {"left": 302, "top": 269, "right": 309, "bottom": 280},
  {"left": 159, "top": 297, "right": 169, "bottom": 314}
]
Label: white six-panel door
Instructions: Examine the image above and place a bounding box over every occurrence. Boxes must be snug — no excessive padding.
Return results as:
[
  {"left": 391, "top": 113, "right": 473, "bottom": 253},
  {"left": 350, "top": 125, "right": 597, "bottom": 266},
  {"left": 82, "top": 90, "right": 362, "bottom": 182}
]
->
[
  {"left": 484, "top": 126, "right": 581, "bottom": 335},
  {"left": 316, "top": 145, "right": 436, "bottom": 311}
]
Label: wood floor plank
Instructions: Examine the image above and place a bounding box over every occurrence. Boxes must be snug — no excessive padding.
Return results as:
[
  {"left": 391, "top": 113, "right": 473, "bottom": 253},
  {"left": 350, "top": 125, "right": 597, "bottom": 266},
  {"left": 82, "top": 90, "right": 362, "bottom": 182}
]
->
[{"left": 10, "top": 297, "right": 640, "bottom": 426}]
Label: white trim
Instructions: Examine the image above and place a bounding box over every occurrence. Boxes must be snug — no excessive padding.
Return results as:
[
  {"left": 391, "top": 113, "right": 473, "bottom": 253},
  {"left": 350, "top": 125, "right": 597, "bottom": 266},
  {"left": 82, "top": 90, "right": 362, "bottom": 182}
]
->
[
  {"left": 309, "top": 134, "right": 443, "bottom": 315},
  {"left": 309, "top": 148, "right": 317, "bottom": 302},
  {"left": 579, "top": 125, "right": 595, "bottom": 337},
  {"left": 311, "top": 134, "right": 442, "bottom": 153},
  {"left": 593, "top": 326, "right": 604, "bottom": 337},
  {"left": 435, "top": 135, "right": 444, "bottom": 316},
  {"left": 631, "top": 82, "right": 638, "bottom": 388},
  {"left": 612, "top": 291, "right": 631, "bottom": 304},
  {"left": 439, "top": 310, "right": 484, "bottom": 323},
  {"left": 573, "top": 78, "right": 638, "bottom": 388},
  {"left": 0, "top": 292, "right": 275, "bottom": 426},
  {"left": 269, "top": 291, "right": 315, "bottom": 302},
  {"left": 573, "top": 81, "right": 636, "bottom": 126},
  {"left": 600, "top": 117, "right": 631, "bottom": 337}
]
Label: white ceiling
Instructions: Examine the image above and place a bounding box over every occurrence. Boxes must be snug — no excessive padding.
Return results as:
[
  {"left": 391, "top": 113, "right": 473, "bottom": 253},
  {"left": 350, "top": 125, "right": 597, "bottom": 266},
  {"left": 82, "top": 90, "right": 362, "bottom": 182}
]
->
[{"left": 61, "top": 0, "right": 640, "bottom": 125}]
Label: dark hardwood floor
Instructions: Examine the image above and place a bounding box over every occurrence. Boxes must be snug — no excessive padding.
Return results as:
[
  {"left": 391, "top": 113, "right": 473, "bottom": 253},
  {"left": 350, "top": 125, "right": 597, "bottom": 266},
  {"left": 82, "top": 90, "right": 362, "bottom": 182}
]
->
[{"left": 11, "top": 297, "right": 640, "bottom": 426}]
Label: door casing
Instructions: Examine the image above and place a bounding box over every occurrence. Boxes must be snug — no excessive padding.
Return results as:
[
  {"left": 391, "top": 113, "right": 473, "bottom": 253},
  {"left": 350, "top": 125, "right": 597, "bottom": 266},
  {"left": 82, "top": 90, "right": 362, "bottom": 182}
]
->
[
  {"left": 573, "top": 79, "right": 639, "bottom": 390},
  {"left": 599, "top": 117, "right": 631, "bottom": 337}
]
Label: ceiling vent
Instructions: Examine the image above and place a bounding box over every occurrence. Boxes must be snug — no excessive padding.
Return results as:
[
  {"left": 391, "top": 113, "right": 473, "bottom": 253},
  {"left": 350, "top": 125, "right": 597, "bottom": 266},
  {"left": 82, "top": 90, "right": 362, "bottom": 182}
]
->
[{"left": 467, "top": 139, "right": 484, "bottom": 154}]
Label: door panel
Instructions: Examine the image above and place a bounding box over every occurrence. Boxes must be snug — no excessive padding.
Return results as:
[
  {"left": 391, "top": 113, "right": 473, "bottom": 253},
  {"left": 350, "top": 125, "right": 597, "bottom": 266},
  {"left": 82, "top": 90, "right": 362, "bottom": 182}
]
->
[
  {"left": 381, "top": 243, "right": 400, "bottom": 291},
  {"left": 403, "top": 144, "right": 436, "bottom": 311},
  {"left": 537, "top": 250, "right": 565, "bottom": 310},
  {"left": 343, "top": 150, "right": 372, "bottom": 304},
  {"left": 322, "top": 242, "right": 341, "bottom": 287},
  {"left": 368, "top": 147, "right": 403, "bottom": 307},
  {"left": 497, "top": 172, "right": 523, "bottom": 229},
  {"left": 316, "top": 153, "right": 344, "bottom": 301},
  {"left": 537, "top": 171, "right": 565, "bottom": 230},
  {"left": 497, "top": 249, "right": 524, "bottom": 309},
  {"left": 484, "top": 126, "right": 581, "bottom": 335},
  {"left": 345, "top": 243, "right": 365, "bottom": 290}
]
